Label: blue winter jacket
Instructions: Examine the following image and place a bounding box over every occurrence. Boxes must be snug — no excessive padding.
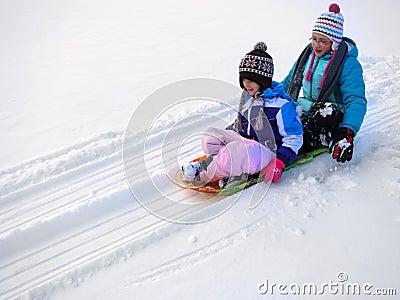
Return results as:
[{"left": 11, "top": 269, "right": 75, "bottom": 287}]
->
[
  {"left": 227, "top": 81, "right": 303, "bottom": 166},
  {"left": 281, "top": 37, "right": 367, "bottom": 134}
]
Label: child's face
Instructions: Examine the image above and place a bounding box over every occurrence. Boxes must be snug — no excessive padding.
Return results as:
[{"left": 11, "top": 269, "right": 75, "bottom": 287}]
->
[
  {"left": 311, "top": 33, "right": 333, "bottom": 57},
  {"left": 243, "top": 79, "right": 261, "bottom": 96}
]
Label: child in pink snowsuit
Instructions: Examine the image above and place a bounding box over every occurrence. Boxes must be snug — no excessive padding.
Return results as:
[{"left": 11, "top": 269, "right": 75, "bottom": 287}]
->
[{"left": 182, "top": 42, "right": 303, "bottom": 187}]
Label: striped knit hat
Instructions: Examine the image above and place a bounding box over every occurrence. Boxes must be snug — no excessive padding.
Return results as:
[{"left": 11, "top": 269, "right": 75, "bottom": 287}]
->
[{"left": 312, "top": 3, "right": 344, "bottom": 51}]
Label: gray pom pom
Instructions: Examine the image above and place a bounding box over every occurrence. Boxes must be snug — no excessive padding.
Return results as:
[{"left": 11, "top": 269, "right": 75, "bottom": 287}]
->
[{"left": 254, "top": 42, "right": 267, "bottom": 52}]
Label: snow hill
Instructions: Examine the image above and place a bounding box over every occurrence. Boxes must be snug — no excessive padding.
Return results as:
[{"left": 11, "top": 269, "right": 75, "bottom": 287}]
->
[
  {"left": 1, "top": 55, "right": 400, "bottom": 299},
  {"left": 1, "top": 1, "right": 400, "bottom": 299}
]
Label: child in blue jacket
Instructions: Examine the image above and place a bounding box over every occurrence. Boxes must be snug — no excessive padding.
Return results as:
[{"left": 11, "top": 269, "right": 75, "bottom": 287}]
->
[
  {"left": 182, "top": 42, "right": 303, "bottom": 186},
  {"left": 281, "top": 3, "right": 367, "bottom": 163}
]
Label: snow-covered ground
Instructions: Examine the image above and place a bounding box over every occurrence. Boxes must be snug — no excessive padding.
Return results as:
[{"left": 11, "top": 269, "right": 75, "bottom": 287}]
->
[{"left": 1, "top": 1, "right": 399, "bottom": 299}]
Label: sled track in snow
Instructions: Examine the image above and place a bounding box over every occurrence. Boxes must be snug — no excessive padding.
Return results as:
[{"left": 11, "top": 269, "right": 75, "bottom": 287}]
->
[
  {"left": 0, "top": 202, "right": 200, "bottom": 299},
  {"left": 360, "top": 102, "right": 400, "bottom": 136},
  {"left": 0, "top": 130, "right": 214, "bottom": 299},
  {"left": 0, "top": 153, "right": 123, "bottom": 239},
  {"left": 0, "top": 160, "right": 213, "bottom": 298}
]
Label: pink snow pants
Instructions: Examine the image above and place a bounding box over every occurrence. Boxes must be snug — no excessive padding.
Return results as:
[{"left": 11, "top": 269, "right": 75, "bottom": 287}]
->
[{"left": 199, "top": 127, "right": 274, "bottom": 183}]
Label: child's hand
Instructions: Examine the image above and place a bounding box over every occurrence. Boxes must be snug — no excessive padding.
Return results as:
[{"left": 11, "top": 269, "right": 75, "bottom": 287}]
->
[
  {"left": 261, "top": 158, "right": 285, "bottom": 183},
  {"left": 330, "top": 127, "right": 354, "bottom": 163}
]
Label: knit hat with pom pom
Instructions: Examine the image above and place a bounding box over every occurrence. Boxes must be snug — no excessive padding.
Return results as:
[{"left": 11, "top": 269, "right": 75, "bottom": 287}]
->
[
  {"left": 312, "top": 3, "right": 344, "bottom": 51},
  {"left": 239, "top": 42, "right": 274, "bottom": 91}
]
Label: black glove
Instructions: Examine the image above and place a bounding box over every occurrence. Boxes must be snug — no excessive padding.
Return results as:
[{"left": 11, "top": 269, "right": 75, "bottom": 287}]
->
[{"left": 330, "top": 127, "right": 355, "bottom": 163}]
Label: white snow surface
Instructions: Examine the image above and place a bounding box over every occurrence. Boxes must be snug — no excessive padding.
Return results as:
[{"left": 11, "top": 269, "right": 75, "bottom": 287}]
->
[{"left": 1, "top": 1, "right": 400, "bottom": 299}]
